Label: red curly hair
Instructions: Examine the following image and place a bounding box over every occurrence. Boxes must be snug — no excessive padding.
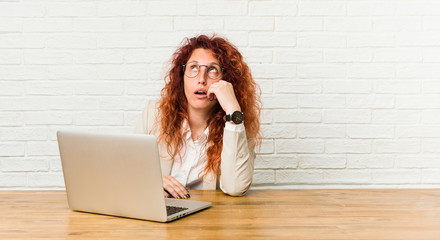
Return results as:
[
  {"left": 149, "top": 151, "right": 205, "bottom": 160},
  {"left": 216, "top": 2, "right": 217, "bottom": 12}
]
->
[{"left": 156, "top": 34, "right": 261, "bottom": 178}]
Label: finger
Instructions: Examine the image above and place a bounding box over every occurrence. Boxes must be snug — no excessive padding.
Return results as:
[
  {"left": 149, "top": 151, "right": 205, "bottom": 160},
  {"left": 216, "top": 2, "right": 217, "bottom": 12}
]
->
[{"left": 168, "top": 177, "right": 190, "bottom": 198}]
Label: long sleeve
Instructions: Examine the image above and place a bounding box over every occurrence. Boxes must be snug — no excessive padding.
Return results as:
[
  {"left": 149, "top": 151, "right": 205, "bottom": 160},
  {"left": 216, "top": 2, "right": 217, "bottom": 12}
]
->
[{"left": 219, "top": 123, "right": 256, "bottom": 196}]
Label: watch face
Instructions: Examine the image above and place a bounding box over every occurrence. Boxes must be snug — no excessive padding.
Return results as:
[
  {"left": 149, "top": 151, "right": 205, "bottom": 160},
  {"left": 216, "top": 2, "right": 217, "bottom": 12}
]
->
[{"left": 231, "top": 111, "right": 244, "bottom": 124}]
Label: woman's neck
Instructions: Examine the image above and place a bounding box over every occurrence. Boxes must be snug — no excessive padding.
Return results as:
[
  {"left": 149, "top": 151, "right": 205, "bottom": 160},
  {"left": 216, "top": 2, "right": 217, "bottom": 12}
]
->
[{"left": 187, "top": 108, "right": 210, "bottom": 141}]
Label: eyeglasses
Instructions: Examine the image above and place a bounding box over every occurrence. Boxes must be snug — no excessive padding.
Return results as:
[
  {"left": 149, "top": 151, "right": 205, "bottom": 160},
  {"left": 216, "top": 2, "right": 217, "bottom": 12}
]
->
[{"left": 183, "top": 62, "right": 224, "bottom": 80}]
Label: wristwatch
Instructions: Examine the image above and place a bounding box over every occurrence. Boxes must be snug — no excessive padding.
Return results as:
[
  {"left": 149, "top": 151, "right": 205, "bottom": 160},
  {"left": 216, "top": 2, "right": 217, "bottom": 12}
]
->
[{"left": 223, "top": 111, "right": 244, "bottom": 124}]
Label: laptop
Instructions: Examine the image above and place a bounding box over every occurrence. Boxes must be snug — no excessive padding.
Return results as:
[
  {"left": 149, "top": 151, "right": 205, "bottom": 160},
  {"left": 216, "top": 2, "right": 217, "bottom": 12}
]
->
[{"left": 57, "top": 130, "right": 211, "bottom": 222}]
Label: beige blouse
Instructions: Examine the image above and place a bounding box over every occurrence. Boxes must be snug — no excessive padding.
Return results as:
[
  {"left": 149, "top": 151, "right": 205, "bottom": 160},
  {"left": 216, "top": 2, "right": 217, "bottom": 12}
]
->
[{"left": 134, "top": 100, "right": 256, "bottom": 196}]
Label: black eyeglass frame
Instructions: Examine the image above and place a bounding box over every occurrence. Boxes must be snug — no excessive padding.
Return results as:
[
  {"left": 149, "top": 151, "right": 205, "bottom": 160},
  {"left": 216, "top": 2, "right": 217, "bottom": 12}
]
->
[{"left": 182, "top": 63, "right": 225, "bottom": 80}]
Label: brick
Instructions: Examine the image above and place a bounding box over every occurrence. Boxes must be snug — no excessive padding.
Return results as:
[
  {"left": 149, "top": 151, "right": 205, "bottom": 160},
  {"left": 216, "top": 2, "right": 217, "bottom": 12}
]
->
[
  {"left": 46, "top": 3, "right": 96, "bottom": 17},
  {"left": 276, "top": 17, "right": 322, "bottom": 31},
  {"left": 255, "top": 155, "right": 298, "bottom": 169},
  {"left": 274, "top": 109, "right": 321, "bottom": 123},
  {"left": 124, "top": 49, "right": 172, "bottom": 64},
  {"left": 0, "top": 18, "right": 22, "bottom": 32},
  {"left": 76, "top": 81, "right": 125, "bottom": 96},
  {"left": 323, "top": 80, "right": 371, "bottom": 94},
  {"left": 396, "top": 155, "right": 440, "bottom": 168},
  {"left": 346, "top": 95, "right": 395, "bottom": 109},
  {"left": 324, "top": 18, "right": 372, "bottom": 32},
  {"left": 24, "top": 50, "right": 73, "bottom": 65},
  {"left": 276, "top": 170, "right": 324, "bottom": 184},
  {"left": 260, "top": 110, "right": 273, "bottom": 124},
  {"left": 97, "top": 34, "right": 147, "bottom": 48},
  {"left": 298, "top": 33, "right": 346, "bottom": 48},
  {"left": 126, "top": 82, "right": 163, "bottom": 96},
  {"left": 262, "top": 95, "right": 297, "bottom": 109},
  {"left": 276, "top": 139, "right": 325, "bottom": 154},
  {"left": 347, "top": 1, "right": 395, "bottom": 16},
  {"left": 396, "top": 125, "right": 440, "bottom": 138},
  {"left": 275, "top": 80, "right": 321, "bottom": 94},
  {"left": 323, "top": 170, "right": 372, "bottom": 184},
  {"left": 298, "top": 95, "right": 345, "bottom": 108},
  {"left": 75, "top": 111, "right": 124, "bottom": 126},
  {"left": 0, "top": 81, "right": 23, "bottom": 95},
  {"left": 421, "top": 110, "right": 440, "bottom": 124},
  {"left": 97, "top": 2, "right": 147, "bottom": 16},
  {"left": 323, "top": 110, "right": 371, "bottom": 124},
  {"left": 324, "top": 49, "right": 372, "bottom": 63},
  {"left": 241, "top": 48, "right": 273, "bottom": 63},
  {"left": 373, "top": 170, "right": 420, "bottom": 184},
  {"left": 225, "top": 17, "right": 274, "bottom": 31},
  {"left": 198, "top": 1, "right": 247, "bottom": 16},
  {"left": 74, "top": 50, "right": 123, "bottom": 64},
  {"left": 250, "top": 1, "right": 297, "bottom": 16},
  {"left": 423, "top": 80, "right": 440, "bottom": 93},
  {"left": 98, "top": 64, "right": 148, "bottom": 80},
  {"left": 347, "top": 125, "right": 394, "bottom": 139},
  {"left": 423, "top": 48, "right": 440, "bottom": 63},
  {"left": 23, "top": 18, "right": 72, "bottom": 32},
  {"left": 0, "top": 112, "right": 22, "bottom": 126},
  {"left": 148, "top": 32, "right": 197, "bottom": 47},
  {"left": 1, "top": 158, "right": 48, "bottom": 172},
  {"left": 298, "top": 64, "right": 346, "bottom": 79},
  {"left": 260, "top": 139, "right": 274, "bottom": 154},
  {"left": 298, "top": 155, "right": 346, "bottom": 169},
  {"left": 421, "top": 170, "right": 440, "bottom": 184},
  {"left": 374, "top": 17, "right": 422, "bottom": 31},
  {"left": 0, "top": 3, "right": 44, "bottom": 17},
  {"left": 373, "top": 110, "right": 420, "bottom": 125},
  {"left": 347, "top": 155, "right": 394, "bottom": 169},
  {"left": 398, "top": 33, "right": 440, "bottom": 47},
  {"left": 422, "top": 140, "right": 440, "bottom": 153},
  {"left": 299, "top": 1, "right": 345, "bottom": 16},
  {"left": 348, "top": 64, "right": 395, "bottom": 79},
  {"left": 0, "top": 34, "right": 45, "bottom": 49},
  {"left": 397, "top": 64, "right": 440, "bottom": 79},
  {"left": 0, "top": 142, "right": 25, "bottom": 157},
  {"left": 326, "top": 139, "right": 371, "bottom": 153},
  {"left": 24, "top": 112, "right": 73, "bottom": 125},
  {"left": 396, "top": 1, "right": 440, "bottom": 15},
  {"left": 123, "top": 18, "right": 173, "bottom": 32},
  {"left": 298, "top": 125, "right": 345, "bottom": 138},
  {"left": 261, "top": 124, "right": 296, "bottom": 139},
  {"left": 276, "top": 49, "right": 322, "bottom": 63},
  {"left": 49, "top": 97, "right": 99, "bottom": 111},
  {"left": 374, "top": 48, "right": 422, "bottom": 63},
  {"left": 251, "top": 64, "right": 297, "bottom": 79},
  {"left": 27, "top": 141, "right": 59, "bottom": 156},
  {"left": 348, "top": 34, "right": 394, "bottom": 47},
  {"left": 73, "top": 19, "right": 122, "bottom": 32},
  {"left": 0, "top": 127, "right": 47, "bottom": 140},
  {"left": 47, "top": 35, "right": 96, "bottom": 49},
  {"left": 25, "top": 81, "right": 74, "bottom": 96},
  {"left": 98, "top": 96, "right": 146, "bottom": 111},
  {"left": 28, "top": 173, "right": 65, "bottom": 188},
  {"left": 396, "top": 95, "right": 440, "bottom": 109},
  {"left": 0, "top": 66, "right": 47, "bottom": 80},
  {"left": 49, "top": 157, "right": 62, "bottom": 172},
  {"left": 147, "top": 2, "right": 196, "bottom": 16},
  {"left": 48, "top": 66, "right": 97, "bottom": 80},
  {"left": 374, "top": 140, "right": 420, "bottom": 153},
  {"left": 255, "top": 80, "right": 273, "bottom": 95},
  {"left": 250, "top": 32, "right": 296, "bottom": 47},
  {"left": 174, "top": 17, "right": 223, "bottom": 31},
  {"left": 0, "top": 173, "right": 27, "bottom": 187},
  {"left": 0, "top": 50, "right": 22, "bottom": 64},
  {"left": 252, "top": 170, "right": 275, "bottom": 185},
  {"left": 374, "top": 80, "right": 420, "bottom": 94}
]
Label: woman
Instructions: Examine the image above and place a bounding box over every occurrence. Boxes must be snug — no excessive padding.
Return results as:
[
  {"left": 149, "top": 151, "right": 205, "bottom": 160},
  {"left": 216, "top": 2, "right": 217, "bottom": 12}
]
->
[{"left": 135, "top": 34, "right": 261, "bottom": 198}]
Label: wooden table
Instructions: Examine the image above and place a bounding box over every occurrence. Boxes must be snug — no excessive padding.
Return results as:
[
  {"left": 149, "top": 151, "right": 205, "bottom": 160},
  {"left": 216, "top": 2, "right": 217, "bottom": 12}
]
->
[{"left": 2, "top": 189, "right": 440, "bottom": 239}]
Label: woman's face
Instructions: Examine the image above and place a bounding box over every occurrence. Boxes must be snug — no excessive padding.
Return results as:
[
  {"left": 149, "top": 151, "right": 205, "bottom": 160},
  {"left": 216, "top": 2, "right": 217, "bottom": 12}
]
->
[{"left": 183, "top": 48, "right": 222, "bottom": 114}]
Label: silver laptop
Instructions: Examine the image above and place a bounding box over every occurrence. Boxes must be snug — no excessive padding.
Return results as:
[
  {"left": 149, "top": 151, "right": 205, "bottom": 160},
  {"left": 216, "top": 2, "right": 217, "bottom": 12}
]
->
[{"left": 57, "top": 130, "right": 211, "bottom": 222}]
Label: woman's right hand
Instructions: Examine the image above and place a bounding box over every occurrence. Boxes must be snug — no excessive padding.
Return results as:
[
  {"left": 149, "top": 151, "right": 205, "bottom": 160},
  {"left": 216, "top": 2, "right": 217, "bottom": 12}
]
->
[{"left": 162, "top": 176, "right": 190, "bottom": 199}]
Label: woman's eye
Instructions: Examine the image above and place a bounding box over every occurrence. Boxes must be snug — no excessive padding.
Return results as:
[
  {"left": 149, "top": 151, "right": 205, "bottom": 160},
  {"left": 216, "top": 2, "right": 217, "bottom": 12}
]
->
[
  {"left": 190, "top": 65, "right": 198, "bottom": 71},
  {"left": 208, "top": 67, "right": 218, "bottom": 73}
]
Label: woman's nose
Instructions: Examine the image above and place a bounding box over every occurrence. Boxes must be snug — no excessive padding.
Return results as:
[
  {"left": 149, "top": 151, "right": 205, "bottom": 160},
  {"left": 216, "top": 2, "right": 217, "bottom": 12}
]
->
[{"left": 197, "top": 67, "right": 208, "bottom": 84}]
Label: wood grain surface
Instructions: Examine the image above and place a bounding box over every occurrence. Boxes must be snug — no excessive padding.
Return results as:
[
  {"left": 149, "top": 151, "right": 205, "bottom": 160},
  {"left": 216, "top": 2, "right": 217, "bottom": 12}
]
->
[{"left": 1, "top": 189, "right": 440, "bottom": 239}]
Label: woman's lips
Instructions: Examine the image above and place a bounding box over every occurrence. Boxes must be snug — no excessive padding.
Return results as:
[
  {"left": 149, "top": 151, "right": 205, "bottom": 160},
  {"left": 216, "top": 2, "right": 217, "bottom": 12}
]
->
[{"left": 194, "top": 90, "right": 208, "bottom": 99}]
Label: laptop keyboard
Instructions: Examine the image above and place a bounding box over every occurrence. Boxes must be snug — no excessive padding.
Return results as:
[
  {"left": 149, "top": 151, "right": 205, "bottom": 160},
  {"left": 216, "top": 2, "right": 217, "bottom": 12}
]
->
[{"left": 166, "top": 205, "right": 188, "bottom": 216}]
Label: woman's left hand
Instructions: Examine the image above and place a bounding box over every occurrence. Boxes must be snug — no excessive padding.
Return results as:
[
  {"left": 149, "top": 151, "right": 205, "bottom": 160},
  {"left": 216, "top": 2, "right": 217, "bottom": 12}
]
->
[{"left": 207, "top": 80, "right": 241, "bottom": 114}]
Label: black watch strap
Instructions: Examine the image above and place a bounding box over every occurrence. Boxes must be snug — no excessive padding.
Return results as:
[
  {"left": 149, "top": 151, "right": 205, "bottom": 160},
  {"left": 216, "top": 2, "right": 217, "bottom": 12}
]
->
[{"left": 223, "top": 111, "right": 244, "bottom": 124}]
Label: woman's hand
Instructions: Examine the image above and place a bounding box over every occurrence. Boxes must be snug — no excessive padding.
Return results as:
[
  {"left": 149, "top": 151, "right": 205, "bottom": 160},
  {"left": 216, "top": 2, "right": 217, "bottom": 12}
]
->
[
  {"left": 162, "top": 176, "right": 190, "bottom": 199},
  {"left": 207, "top": 80, "right": 241, "bottom": 114}
]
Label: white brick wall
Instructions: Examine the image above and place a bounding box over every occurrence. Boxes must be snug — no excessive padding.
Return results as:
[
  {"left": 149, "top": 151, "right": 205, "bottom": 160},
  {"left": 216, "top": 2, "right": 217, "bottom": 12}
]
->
[{"left": 1, "top": 0, "right": 440, "bottom": 190}]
